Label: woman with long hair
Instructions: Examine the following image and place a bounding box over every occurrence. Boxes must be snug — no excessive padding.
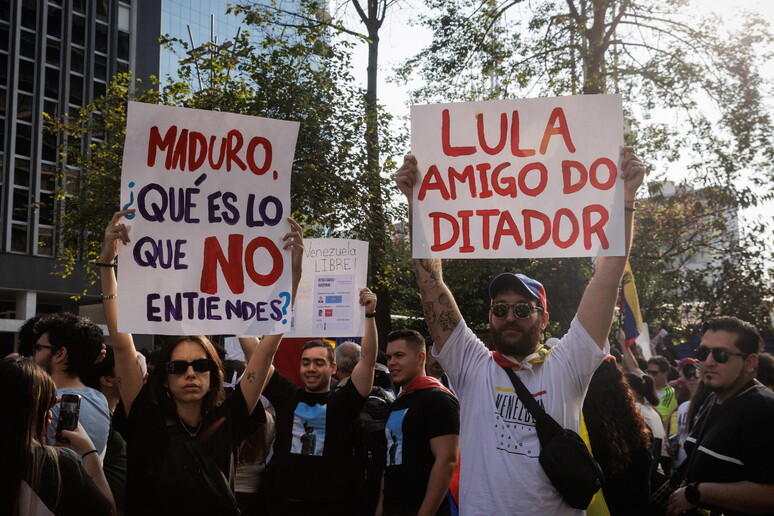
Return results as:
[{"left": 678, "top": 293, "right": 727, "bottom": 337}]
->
[
  {"left": 0, "top": 356, "right": 114, "bottom": 515},
  {"left": 99, "top": 209, "right": 303, "bottom": 515},
  {"left": 583, "top": 357, "right": 652, "bottom": 516}
]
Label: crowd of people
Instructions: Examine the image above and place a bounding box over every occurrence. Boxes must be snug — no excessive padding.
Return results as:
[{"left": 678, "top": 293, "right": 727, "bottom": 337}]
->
[{"left": 3, "top": 147, "right": 773, "bottom": 515}]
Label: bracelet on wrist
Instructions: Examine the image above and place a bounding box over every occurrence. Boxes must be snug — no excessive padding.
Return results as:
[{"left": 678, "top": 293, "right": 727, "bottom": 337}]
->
[
  {"left": 81, "top": 449, "right": 99, "bottom": 459},
  {"left": 624, "top": 207, "right": 636, "bottom": 212},
  {"left": 365, "top": 312, "right": 377, "bottom": 318},
  {"left": 101, "top": 293, "right": 117, "bottom": 300},
  {"left": 93, "top": 261, "right": 117, "bottom": 268}
]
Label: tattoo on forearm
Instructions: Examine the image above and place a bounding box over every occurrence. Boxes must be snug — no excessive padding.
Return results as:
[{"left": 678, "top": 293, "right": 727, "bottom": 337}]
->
[
  {"left": 439, "top": 292, "right": 453, "bottom": 309},
  {"left": 438, "top": 311, "right": 459, "bottom": 332},
  {"left": 246, "top": 371, "right": 256, "bottom": 382},
  {"left": 423, "top": 302, "right": 437, "bottom": 324},
  {"left": 416, "top": 259, "right": 442, "bottom": 282}
]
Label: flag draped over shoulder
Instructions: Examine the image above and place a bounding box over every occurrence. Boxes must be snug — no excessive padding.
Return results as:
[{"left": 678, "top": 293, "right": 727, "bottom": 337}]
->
[{"left": 621, "top": 261, "right": 643, "bottom": 345}]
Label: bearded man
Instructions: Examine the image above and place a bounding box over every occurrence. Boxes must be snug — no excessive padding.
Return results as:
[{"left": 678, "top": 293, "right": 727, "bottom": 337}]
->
[{"left": 394, "top": 146, "right": 646, "bottom": 515}]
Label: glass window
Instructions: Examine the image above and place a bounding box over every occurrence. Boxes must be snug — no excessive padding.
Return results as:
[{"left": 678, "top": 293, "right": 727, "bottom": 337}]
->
[
  {"left": 65, "top": 168, "right": 79, "bottom": 195},
  {"left": 0, "top": 86, "right": 6, "bottom": 117},
  {"left": 41, "top": 132, "right": 57, "bottom": 162},
  {"left": 0, "top": 24, "right": 9, "bottom": 52},
  {"left": 0, "top": 2, "right": 9, "bottom": 21},
  {"left": 46, "top": 38, "right": 60, "bottom": 66},
  {"left": 40, "top": 163, "right": 57, "bottom": 191},
  {"left": 21, "top": 0, "right": 36, "bottom": 30},
  {"left": 118, "top": 5, "right": 131, "bottom": 31},
  {"left": 15, "top": 123, "right": 32, "bottom": 156},
  {"left": 94, "top": 54, "right": 107, "bottom": 80},
  {"left": 17, "top": 92, "right": 33, "bottom": 121},
  {"left": 72, "top": 0, "right": 86, "bottom": 14},
  {"left": 45, "top": 67, "right": 59, "bottom": 99},
  {"left": 43, "top": 100, "right": 58, "bottom": 118},
  {"left": 71, "top": 15, "right": 85, "bottom": 47},
  {"left": 14, "top": 157, "right": 30, "bottom": 187},
  {"left": 13, "top": 189, "right": 29, "bottom": 222},
  {"left": 20, "top": 30, "right": 36, "bottom": 60},
  {"left": 11, "top": 223, "right": 28, "bottom": 252},
  {"left": 116, "top": 61, "right": 128, "bottom": 74},
  {"left": 97, "top": 0, "right": 109, "bottom": 22},
  {"left": 0, "top": 53, "right": 6, "bottom": 85},
  {"left": 37, "top": 226, "right": 54, "bottom": 256},
  {"left": 117, "top": 31, "right": 130, "bottom": 61},
  {"left": 69, "top": 75, "right": 83, "bottom": 105},
  {"left": 70, "top": 46, "right": 84, "bottom": 74},
  {"left": 47, "top": 6, "right": 62, "bottom": 39},
  {"left": 93, "top": 81, "right": 106, "bottom": 100},
  {"left": 95, "top": 23, "right": 108, "bottom": 53},
  {"left": 18, "top": 59, "right": 35, "bottom": 93},
  {"left": 39, "top": 191, "right": 54, "bottom": 225}
]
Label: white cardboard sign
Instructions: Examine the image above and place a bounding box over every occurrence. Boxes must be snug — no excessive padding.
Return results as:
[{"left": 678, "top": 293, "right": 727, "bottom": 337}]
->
[
  {"left": 117, "top": 102, "right": 299, "bottom": 336},
  {"left": 411, "top": 94, "right": 625, "bottom": 259}
]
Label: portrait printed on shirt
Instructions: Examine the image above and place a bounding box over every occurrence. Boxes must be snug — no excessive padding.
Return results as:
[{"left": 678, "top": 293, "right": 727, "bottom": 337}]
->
[
  {"left": 493, "top": 386, "right": 545, "bottom": 457},
  {"left": 291, "top": 403, "right": 327, "bottom": 456},
  {"left": 385, "top": 408, "right": 408, "bottom": 466}
]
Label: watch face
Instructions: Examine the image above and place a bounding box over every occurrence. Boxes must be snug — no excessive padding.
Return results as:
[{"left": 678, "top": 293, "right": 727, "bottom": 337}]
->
[{"left": 685, "top": 483, "right": 700, "bottom": 505}]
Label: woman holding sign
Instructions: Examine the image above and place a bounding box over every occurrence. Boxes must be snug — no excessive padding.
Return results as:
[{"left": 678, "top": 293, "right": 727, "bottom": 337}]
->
[{"left": 99, "top": 209, "right": 304, "bottom": 516}]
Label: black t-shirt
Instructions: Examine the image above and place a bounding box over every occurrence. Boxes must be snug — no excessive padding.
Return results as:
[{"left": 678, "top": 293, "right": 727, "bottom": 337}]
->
[
  {"left": 685, "top": 383, "right": 774, "bottom": 516},
  {"left": 383, "top": 386, "right": 460, "bottom": 514},
  {"left": 23, "top": 447, "right": 113, "bottom": 516},
  {"left": 263, "top": 370, "right": 366, "bottom": 503},
  {"left": 122, "top": 383, "right": 265, "bottom": 516}
]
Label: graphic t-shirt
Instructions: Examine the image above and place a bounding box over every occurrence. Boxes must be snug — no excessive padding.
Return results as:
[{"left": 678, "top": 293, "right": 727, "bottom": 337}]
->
[
  {"left": 435, "top": 316, "right": 607, "bottom": 516},
  {"left": 49, "top": 387, "right": 110, "bottom": 462},
  {"left": 383, "top": 385, "right": 459, "bottom": 514},
  {"left": 655, "top": 385, "right": 677, "bottom": 431},
  {"left": 684, "top": 383, "right": 774, "bottom": 516},
  {"left": 263, "top": 371, "right": 365, "bottom": 503}
]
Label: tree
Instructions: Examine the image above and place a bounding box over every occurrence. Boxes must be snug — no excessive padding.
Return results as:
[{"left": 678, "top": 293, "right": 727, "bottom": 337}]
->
[
  {"left": 396, "top": 0, "right": 774, "bottom": 336},
  {"left": 51, "top": 0, "right": 405, "bottom": 297}
]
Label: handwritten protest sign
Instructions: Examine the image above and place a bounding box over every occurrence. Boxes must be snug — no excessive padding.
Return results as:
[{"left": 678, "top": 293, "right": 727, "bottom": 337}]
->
[
  {"left": 289, "top": 238, "right": 369, "bottom": 338},
  {"left": 117, "top": 102, "right": 299, "bottom": 335},
  {"left": 411, "top": 95, "right": 625, "bottom": 259}
]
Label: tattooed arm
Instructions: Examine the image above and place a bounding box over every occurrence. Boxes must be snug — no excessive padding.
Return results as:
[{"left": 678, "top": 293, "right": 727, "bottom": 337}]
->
[
  {"left": 396, "top": 155, "right": 462, "bottom": 352},
  {"left": 240, "top": 218, "right": 304, "bottom": 414}
]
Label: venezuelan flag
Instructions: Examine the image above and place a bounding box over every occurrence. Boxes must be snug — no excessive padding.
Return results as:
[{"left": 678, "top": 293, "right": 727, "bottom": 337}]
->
[{"left": 621, "top": 261, "right": 643, "bottom": 345}]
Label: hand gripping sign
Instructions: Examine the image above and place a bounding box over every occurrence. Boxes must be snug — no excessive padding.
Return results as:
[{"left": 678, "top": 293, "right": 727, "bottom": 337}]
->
[
  {"left": 411, "top": 94, "right": 625, "bottom": 259},
  {"left": 117, "top": 102, "right": 299, "bottom": 336}
]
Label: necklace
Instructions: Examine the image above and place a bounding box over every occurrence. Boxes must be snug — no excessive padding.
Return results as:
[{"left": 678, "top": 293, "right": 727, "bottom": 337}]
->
[{"left": 178, "top": 415, "right": 202, "bottom": 438}]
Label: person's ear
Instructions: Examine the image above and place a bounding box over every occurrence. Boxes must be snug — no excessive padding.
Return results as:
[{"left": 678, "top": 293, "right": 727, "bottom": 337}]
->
[
  {"left": 100, "top": 375, "right": 114, "bottom": 388},
  {"left": 745, "top": 354, "right": 759, "bottom": 374}
]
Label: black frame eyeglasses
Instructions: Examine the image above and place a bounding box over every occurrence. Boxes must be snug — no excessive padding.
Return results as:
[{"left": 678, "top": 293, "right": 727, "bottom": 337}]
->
[
  {"left": 33, "top": 344, "right": 59, "bottom": 353},
  {"left": 695, "top": 346, "right": 749, "bottom": 364},
  {"left": 491, "top": 303, "right": 543, "bottom": 319},
  {"left": 165, "top": 359, "right": 217, "bottom": 375}
]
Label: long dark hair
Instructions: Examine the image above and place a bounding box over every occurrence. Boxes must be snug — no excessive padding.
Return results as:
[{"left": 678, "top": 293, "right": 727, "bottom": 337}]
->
[
  {"left": 0, "top": 357, "right": 61, "bottom": 515},
  {"left": 625, "top": 372, "right": 660, "bottom": 406},
  {"left": 149, "top": 336, "right": 225, "bottom": 416},
  {"left": 584, "top": 359, "right": 651, "bottom": 476}
]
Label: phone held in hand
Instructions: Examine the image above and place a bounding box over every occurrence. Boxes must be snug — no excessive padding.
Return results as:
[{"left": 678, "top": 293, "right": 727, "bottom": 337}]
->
[{"left": 55, "top": 393, "right": 81, "bottom": 443}]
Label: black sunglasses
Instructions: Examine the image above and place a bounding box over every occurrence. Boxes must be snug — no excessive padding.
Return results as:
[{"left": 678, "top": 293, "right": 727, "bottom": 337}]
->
[
  {"left": 165, "top": 359, "right": 217, "bottom": 375},
  {"left": 695, "top": 346, "right": 748, "bottom": 364},
  {"left": 491, "top": 303, "right": 543, "bottom": 319}
]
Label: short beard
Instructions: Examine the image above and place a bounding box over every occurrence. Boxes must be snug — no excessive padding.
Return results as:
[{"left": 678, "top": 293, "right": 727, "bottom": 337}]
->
[{"left": 491, "top": 320, "right": 542, "bottom": 359}]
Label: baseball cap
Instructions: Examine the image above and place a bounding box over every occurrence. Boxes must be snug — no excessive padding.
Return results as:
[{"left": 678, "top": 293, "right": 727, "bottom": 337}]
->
[{"left": 488, "top": 273, "right": 547, "bottom": 310}]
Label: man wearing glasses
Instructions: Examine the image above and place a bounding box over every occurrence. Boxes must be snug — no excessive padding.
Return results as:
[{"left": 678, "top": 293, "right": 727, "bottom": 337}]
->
[
  {"left": 666, "top": 317, "right": 774, "bottom": 516},
  {"left": 33, "top": 312, "right": 111, "bottom": 463},
  {"left": 394, "top": 147, "right": 647, "bottom": 515},
  {"left": 646, "top": 356, "right": 678, "bottom": 431}
]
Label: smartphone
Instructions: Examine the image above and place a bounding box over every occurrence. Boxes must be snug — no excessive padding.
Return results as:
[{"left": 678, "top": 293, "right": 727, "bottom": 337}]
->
[{"left": 55, "top": 393, "right": 81, "bottom": 443}]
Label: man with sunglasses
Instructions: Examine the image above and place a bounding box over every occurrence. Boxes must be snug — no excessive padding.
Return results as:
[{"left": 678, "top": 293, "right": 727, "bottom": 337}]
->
[
  {"left": 394, "top": 147, "right": 647, "bottom": 515},
  {"left": 666, "top": 317, "right": 774, "bottom": 516},
  {"left": 34, "top": 312, "right": 111, "bottom": 463}
]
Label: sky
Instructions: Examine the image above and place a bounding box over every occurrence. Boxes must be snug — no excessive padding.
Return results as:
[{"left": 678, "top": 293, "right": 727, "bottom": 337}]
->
[{"left": 342, "top": 0, "right": 774, "bottom": 237}]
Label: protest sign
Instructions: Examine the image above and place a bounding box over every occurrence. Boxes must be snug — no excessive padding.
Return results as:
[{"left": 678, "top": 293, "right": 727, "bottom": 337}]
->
[
  {"left": 289, "top": 238, "right": 369, "bottom": 338},
  {"left": 117, "top": 102, "right": 299, "bottom": 335},
  {"left": 411, "top": 94, "right": 625, "bottom": 259}
]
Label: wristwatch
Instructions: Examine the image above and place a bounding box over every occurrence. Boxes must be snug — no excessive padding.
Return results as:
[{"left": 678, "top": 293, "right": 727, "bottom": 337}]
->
[{"left": 684, "top": 483, "right": 701, "bottom": 505}]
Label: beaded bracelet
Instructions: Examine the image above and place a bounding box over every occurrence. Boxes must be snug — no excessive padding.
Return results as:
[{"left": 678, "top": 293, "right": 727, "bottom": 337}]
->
[
  {"left": 93, "top": 262, "right": 117, "bottom": 268},
  {"left": 81, "top": 449, "right": 99, "bottom": 459}
]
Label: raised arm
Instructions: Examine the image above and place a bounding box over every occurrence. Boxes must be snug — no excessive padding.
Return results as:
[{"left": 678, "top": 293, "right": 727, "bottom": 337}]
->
[
  {"left": 350, "top": 288, "right": 377, "bottom": 398},
  {"left": 100, "top": 209, "right": 143, "bottom": 417},
  {"left": 576, "top": 147, "right": 646, "bottom": 348},
  {"left": 395, "top": 155, "right": 462, "bottom": 352},
  {"left": 240, "top": 218, "right": 304, "bottom": 413}
]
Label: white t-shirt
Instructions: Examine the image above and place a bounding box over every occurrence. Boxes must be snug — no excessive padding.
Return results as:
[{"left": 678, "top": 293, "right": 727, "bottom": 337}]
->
[
  {"left": 675, "top": 400, "right": 691, "bottom": 465},
  {"left": 637, "top": 401, "right": 668, "bottom": 458},
  {"left": 434, "top": 317, "right": 606, "bottom": 516}
]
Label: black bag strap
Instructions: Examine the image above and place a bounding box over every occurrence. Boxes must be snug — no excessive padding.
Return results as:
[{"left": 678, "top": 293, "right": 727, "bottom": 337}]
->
[{"left": 500, "top": 366, "right": 563, "bottom": 445}]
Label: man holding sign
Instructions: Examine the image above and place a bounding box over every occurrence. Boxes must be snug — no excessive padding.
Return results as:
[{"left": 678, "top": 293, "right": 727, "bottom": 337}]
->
[{"left": 395, "top": 143, "right": 646, "bottom": 514}]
